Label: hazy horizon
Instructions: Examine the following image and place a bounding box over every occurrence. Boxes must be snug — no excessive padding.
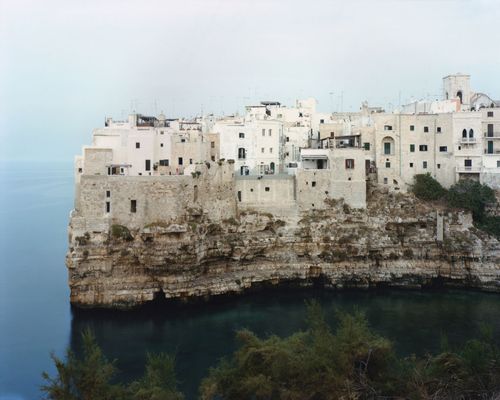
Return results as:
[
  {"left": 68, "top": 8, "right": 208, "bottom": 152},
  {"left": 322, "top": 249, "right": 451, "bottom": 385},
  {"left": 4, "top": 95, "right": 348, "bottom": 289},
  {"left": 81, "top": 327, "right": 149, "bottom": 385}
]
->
[{"left": 1, "top": 0, "right": 499, "bottom": 161}]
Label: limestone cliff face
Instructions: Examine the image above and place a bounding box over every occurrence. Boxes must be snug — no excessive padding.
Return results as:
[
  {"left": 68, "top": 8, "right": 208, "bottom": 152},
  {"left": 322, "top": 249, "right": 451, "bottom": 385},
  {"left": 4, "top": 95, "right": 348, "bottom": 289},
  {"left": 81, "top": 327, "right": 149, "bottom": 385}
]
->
[{"left": 66, "top": 190, "right": 500, "bottom": 308}]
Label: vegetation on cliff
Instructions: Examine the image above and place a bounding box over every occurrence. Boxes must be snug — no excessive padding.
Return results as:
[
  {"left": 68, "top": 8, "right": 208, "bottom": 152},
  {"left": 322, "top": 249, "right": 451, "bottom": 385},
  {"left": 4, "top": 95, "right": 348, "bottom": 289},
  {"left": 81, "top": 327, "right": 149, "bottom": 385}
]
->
[
  {"left": 412, "top": 174, "right": 500, "bottom": 238},
  {"left": 42, "top": 304, "right": 500, "bottom": 400}
]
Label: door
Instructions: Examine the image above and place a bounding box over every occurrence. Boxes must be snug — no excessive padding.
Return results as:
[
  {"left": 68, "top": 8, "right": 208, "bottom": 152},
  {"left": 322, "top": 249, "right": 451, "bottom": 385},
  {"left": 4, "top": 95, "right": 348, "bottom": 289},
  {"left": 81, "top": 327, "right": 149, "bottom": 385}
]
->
[
  {"left": 488, "top": 141, "right": 494, "bottom": 154},
  {"left": 488, "top": 124, "right": 494, "bottom": 137}
]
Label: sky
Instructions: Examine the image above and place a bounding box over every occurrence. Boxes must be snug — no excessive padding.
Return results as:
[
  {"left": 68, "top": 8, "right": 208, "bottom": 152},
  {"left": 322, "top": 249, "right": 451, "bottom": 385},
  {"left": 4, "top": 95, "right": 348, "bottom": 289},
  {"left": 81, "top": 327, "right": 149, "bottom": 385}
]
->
[{"left": 1, "top": 0, "right": 500, "bottom": 161}]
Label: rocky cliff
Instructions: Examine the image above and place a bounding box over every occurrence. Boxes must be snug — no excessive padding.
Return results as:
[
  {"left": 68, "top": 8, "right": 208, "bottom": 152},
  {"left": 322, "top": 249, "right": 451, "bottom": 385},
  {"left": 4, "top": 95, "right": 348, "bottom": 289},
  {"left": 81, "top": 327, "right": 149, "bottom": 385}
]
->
[{"left": 66, "top": 188, "right": 500, "bottom": 308}]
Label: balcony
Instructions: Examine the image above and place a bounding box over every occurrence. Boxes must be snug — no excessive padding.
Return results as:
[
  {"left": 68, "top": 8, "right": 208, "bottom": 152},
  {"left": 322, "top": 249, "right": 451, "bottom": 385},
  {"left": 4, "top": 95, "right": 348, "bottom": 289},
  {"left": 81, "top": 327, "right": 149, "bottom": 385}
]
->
[
  {"left": 484, "top": 132, "right": 500, "bottom": 139},
  {"left": 460, "top": 137, "right": 477, "bottom": 144},
  {"left": 456, "top": 166, "right": 481, "bottom": 173}
]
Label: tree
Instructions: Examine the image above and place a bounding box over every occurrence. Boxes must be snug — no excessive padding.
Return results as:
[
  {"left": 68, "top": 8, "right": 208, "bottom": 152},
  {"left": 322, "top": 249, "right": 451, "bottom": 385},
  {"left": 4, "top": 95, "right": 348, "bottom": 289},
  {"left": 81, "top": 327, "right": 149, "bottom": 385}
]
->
[
  {"left": 128, "top": 353, "right": 184, "bottom": 400},
  {"left": 411, "top": 173, "right": 447, "bottom": 201},
  {"left": 447, "top": 179, "right": 495, "bottom": 220},
  {"left": 41, "top": 329, "right": 126, "bottom": 400}
]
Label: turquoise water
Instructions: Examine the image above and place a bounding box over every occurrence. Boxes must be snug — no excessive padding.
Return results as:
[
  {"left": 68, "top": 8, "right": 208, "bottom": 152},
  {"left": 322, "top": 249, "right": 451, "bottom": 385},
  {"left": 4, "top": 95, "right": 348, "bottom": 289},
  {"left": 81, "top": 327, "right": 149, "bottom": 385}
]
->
[{"left": 1, "top": 162, "right": 499, "bottom": 400}]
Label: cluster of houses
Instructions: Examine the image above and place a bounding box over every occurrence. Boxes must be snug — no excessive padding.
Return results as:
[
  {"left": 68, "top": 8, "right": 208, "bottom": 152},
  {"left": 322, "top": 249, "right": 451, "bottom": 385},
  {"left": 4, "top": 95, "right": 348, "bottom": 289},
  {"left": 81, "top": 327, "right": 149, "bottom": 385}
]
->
[{"left": 75, "top": 73, "right": 500, "bottom": 212}]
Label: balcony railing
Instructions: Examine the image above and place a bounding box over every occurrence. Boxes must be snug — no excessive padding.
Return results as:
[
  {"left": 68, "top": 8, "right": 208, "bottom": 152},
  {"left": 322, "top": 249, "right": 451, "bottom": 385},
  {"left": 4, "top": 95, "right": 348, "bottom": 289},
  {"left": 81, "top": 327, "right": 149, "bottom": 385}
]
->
[
  {"left": 456, "top": 166, "right": 481, "bottom": 173},
  {"left": 461, "top": 137, "right": 476, "bottom": 143},
  {"left": 484, "top": 132, "right": 500, "bottom": 139}
]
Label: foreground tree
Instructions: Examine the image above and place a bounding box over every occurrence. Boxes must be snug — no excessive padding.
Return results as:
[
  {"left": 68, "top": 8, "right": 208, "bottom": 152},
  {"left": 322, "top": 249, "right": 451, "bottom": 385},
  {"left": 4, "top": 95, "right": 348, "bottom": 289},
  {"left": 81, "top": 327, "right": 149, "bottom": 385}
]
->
[
  {"left": 41, "top": 330, "right": 183, "bottom": 400},
  {"left": 446, "top": 179, "right": 495, "bottom": 220},
  {"left": 41, "top": 329, "right": 126, "bottom": 400},
  {"left": 411, "top": 173, "right": 447, "bottom": 201}
]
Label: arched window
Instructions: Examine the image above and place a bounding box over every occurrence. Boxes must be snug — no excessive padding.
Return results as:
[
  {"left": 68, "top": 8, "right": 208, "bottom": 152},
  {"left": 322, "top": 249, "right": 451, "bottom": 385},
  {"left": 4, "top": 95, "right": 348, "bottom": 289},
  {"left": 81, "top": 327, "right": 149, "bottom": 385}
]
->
[
  {"left": 462, "top": 129, "right": 467, "bottom": 138},
  {"left": 238, "top": 148, "right": 246, "bottom": 160},
  {"left": 457, "top": 91, "right": 463, "bottom": 104},
  {"left": 469, "top": 129, "right": 474, "bottom": 138},
  {"left": 270, "top": 162, "right": 275, "bottom": 173}
]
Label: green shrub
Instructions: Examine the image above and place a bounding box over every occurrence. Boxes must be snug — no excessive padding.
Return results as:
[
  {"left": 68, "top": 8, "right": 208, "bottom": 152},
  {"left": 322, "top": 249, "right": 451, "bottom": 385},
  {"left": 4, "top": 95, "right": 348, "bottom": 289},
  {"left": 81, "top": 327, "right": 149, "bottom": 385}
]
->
[
  {"left": 447, "top": 179, "right": 496, "bottom": 220},
  {"left": 110, "top": 225, "right": 133, "bottom": 241},
  {"left": 411, "top": 173, "right": 447, "bottom": 201}
]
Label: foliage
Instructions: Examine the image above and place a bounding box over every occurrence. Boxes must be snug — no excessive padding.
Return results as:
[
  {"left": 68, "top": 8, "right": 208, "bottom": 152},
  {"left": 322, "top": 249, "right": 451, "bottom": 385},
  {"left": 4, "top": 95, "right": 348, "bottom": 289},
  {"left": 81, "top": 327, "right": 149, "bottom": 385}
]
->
[
  {"left": 476, "top": 215, "right": 500, "bottom": 239},
  {"left": 41, "top": 329, "right": 126, "bottom": 400},
  {"left": 41, "top": 330, "right": 183, "bottom": 400},
  {"left": 447, "top": 179, "right": 496, "bottom": 220},
  {"left": 110, "top": 224, "right": 133, "bottom": 241},
  {"left": 411, "top": 173, "right": 447, "bottom": 201},
  {"left": 199, "top": 302, "right": 500, "bottom": 400}
]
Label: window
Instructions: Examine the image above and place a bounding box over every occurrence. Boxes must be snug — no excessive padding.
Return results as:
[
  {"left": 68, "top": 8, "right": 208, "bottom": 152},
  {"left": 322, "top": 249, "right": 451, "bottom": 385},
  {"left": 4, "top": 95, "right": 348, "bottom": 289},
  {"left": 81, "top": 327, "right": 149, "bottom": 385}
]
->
[
  {"left": 189, "top": 159, "right": 193, "bottom": 164},
  {"left": 488, "top": 111, "right": 494, "bottom": 117},
  {"left": 383, "top": 177, "right": 388, "bottom": 184},
  {"left": 384, "top": 142, "right": 391, "bottom": 155},
  {"left": 145, "top": 160, "right": 151, "bottom": 171},
  {"left": 364, "top": 142, "right": 370, "bottom": 150},
  {"left": 409, "top": 162, "right": 414, "bottom": 168},
  {"left": 410, "top": 144, "right": 415, "bottom": 152},
  {"left": 106, "top": 190, "right": 110, "bottom": 198},
  {"left": 211, "top": 141, "right": 215, "bottom": 148},
  {"left": 286, "top": 136, "right": 290, "bottom": 142},
  {"left": 345, "top": 159, "right": 355, "bottom": 169},
  {"left": 312, "top": 181, "right": 316, "bottom": 187},
  {"left": 469, "top": 129, "right": 474, "bottom": 138},
  {"left": 178, "top": 157, "right": 183, "bottom": 165},
  {"left": 419, "top": 145, "right": 428, "bottom": 151},
  {"left": 181, "top": 138, "right": 186, "bottom": 143},
  {"left": 423, "top": 161, "right": 428, "bottom": 169},
  {"left": 238, "top": 148, "right": 246, "bottom": 159},
  {"left": 78, "top": 167, "right": 82, "bottom": 173},
  {"left": 385, "top": 161, "right": 391, "bottom": 168},
  {"left": 261, "top": 148, "right": 265, "bottom": 153},
  {"left": 106, "top": 201, "right": 110, "bottom": 213},
  {"left": 269, "top": 148, "right": 273, "bottom": 153},
  {"left": 439, "top": 146, "right": 447, "bottom": 152},
  {"left": 465, "top": 159, "right": 472, "bottom": 167},
  {"left": 437, "top": 127, "right": 442, "bottom": 133},
  {"left": 268, "top": 129, "right": 272, "bottom": 136},
  {"left": 265, "top": 187, "right": 270, "bottom": 192},
  {"left": 239, "top": 132, "right": 245, "bottom": 138},
  {"left": 135, "top": 142, "right": 140, "bottom": 149},
  {"left": 384, "top": 125, "right": 392, "bottom": 131},
  {"left": 320, "top": 119, "right": 324, "bottom": 124},
  {"left": 262, "top": 129, "right": 265, "bottom": 136},
  {"left": 487, "top": 124, "right": 494, "bottom": 137},
  {"left": 424, "top": 126, "right": 429, "bottom": 133},
  {"left": 497, "top": 160, "right": 500, "bottom": 168},
  {"left": 410, "top": 125, "right": 415, "bottom": 131},
  {"left": 130, "top": 200, "right": 137, "bottom": 213},
  {"left": 159, "top": 159, "right": 169, "bottom": 166},
  {"left": 160, "top": 143, "right": 164, "bottom": 147},
  {"left": 462, "top": 129, "right": 467, "bottom": 138},
  {"left": 437, "top": 164, "right": 441, "bottom": 169},
  {"left": 211, "top": 156, "right": 215, "bottom": 161},
  {"left": 237, "top": 191, "right": 241, "bottom": 202}
]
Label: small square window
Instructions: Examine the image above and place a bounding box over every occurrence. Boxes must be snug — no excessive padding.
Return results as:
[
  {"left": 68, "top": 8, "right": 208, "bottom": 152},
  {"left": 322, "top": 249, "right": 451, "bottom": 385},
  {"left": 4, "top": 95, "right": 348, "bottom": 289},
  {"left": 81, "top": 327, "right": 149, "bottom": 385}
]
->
[
  {"left": 488, "top": 111, "right": 494, "bottom": 117},
  {"left": 178, "top": 157, "right": 183, "bottom": 165},
  {"left": 135, "top": 142, "right": 140, "bottom": 149},
  {"left": 364, "top": 142, "right": 370, "bottom": 150},
  {"left": 424, "top": 126, "right": 429, "bottom": 133},
  {"left": 383, "top": 177, "right": 388, "bottom": 184},
  {"left": 286, "top": 136, "right": 290, "bottom": 142},
  {"left": 211, "top": 141, "right": 215, "bottom": 148},
  {"left": 410, "top": 125, "right": 415, "bottom": 131},
  {"left": 437, "top": 164, "right": 441, "bottom": 169},
  {"left": 160, "top": 143, "right": 164, "bottom": 147},
  {"left": 261, "top": 148, "right": 265, "bottom": 153},
  {"left": 385, "top": 162, "right": 391, "bottom": 168},
  {"left": 419, "top": 145, "right": 428, "bottom": 151},
  {"left": 423, "top": 161, "right": 428, "bottom": 169},
  {"left": 496, "top": 160, "right": 500, "bottom": 168},
  {"left": 78, "top": 167, "right": 83, "bottom": 173},
  {"left": 410, "top": 144, "right": 415, "bottom": 152},
  {"left": 437, "top": 127, "right": 442, "bottom": 133},
  {"left": 384, "top": 125, "right": 392, "bottom": 131},
  {"left": 465, "top": 159, "right": 472, "bottom": 167},
  {"left": 106, "top": 190, "right": 110, "bottom": 198},
  {"left": 239, "top": 132, "right": 245, "bottom": 138},
  {"left": 345, "top": 159, "right": 355, "bottom": 169},
  {"left": 312, "top": 181, "right": 316, "bottom": 187},
  {"left": 320, "top": 119, "right": 324, "bottom": 124},
  {"left": 409, "top": 162, "right": 414, "bottom": 168},
  {"left": 106, "top": 201, "right": 110, "bottom": 213},
  {"left": 439, "top": 146, "right": 447, "bottom": 152},
  {"left": 265, "top": 187, "right": 270, "bottom": 192},
  {"left": 268, "top": 129, "right": 272, "bottom": 136},
  {"left": 269, "top": 148, "right": 273, "bottom": 153},
  {"left": 262, "top": 129, "right": 265, "bottom": 136},
  {"left": 190, "top": 159, "right": 193, "bottom": 164}
]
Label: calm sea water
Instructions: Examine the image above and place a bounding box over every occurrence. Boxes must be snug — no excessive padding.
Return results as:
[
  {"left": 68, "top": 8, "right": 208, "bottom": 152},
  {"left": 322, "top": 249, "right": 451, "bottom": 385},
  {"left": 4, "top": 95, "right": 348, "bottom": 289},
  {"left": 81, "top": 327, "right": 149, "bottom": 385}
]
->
[{"left": 1, "top": 161, "right": 499, "bottom": 400}]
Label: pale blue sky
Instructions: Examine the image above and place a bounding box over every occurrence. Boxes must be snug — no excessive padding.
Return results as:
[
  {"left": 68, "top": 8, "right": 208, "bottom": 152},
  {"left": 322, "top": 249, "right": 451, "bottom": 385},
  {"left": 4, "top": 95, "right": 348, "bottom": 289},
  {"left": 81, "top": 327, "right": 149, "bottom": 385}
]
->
[{"left": 1, "top": 0, "right": 499, "bottom": 161}]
